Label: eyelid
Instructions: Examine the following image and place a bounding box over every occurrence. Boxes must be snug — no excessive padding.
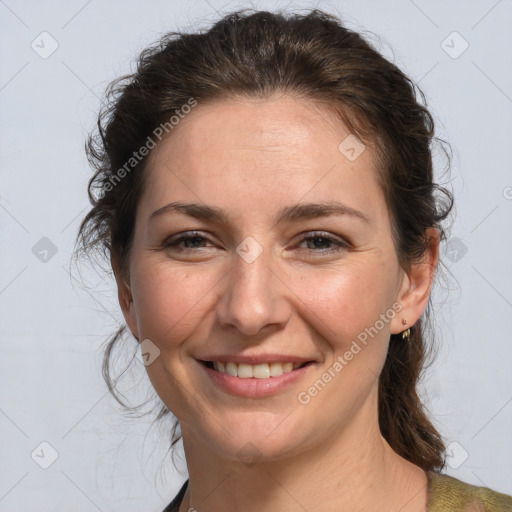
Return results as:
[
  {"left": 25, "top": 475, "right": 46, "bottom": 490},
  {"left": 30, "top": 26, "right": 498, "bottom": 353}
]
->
[
  {"left": 163, "top": 230, "right": 215, "bottom": 247},
  {"left": 162, "top": 230, "right": 352, "bottom": 255},
  {"left": 163, "top": 230, "right": 350, "bottom": 243},
  {"left": 297, "top": 230, "right": 351, "bottom": 245},
  {"left": 294, "top": 231, "right": 351, "bottom": 254}
]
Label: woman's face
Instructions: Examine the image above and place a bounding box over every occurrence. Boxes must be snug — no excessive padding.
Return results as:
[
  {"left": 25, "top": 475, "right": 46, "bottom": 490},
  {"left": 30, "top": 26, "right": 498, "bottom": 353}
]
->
[{"left": 118, "top": 94, "right": 428, "bottom": 462}]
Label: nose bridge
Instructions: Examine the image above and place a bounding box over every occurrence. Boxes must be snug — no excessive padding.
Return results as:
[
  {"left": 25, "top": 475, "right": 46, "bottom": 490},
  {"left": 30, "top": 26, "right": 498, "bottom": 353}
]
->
[{"left": 216, "top": 240, "right": 289, "bottom": 335}]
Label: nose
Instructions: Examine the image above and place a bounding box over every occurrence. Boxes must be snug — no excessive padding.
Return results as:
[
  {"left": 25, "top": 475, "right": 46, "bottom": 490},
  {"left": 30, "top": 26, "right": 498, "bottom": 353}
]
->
[{"left": 215, "top": 246, "right": 292, "bottom": 336}]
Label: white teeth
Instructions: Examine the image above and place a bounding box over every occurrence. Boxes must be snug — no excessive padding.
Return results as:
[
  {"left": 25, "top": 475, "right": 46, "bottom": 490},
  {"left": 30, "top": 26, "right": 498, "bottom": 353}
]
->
[
  {"left": 211, "top": 361, "right": 302, "bottom": 378},
  {"left": 253, "top": 363, "right": 270, "bottom": 379},
  {"left": 237, "top": 363, "right": 253, "bottom": 378},
  {"left": 225, "top": 362, "right": 237, "bottom": 376},
  {"left": 269, "top": 362, "right": 284, "bottom": 377}
]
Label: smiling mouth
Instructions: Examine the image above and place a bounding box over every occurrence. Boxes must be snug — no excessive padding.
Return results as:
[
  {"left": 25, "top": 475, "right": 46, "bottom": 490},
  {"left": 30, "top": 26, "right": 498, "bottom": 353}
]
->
[{"left": 200, "top": 360, "right": 313, "bottom": 379}]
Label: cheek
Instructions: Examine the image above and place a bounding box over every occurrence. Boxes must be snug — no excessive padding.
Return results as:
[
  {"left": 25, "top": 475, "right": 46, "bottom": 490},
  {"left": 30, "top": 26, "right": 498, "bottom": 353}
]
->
[
  {"left": 291, "top": 262, "right": 397, "bottom": 344},
  {"left": 288, "top": 263, "right": 397, "bottom": 393},
  {"left": 131, "top": 263, "right": 213, "bottom": 344}
]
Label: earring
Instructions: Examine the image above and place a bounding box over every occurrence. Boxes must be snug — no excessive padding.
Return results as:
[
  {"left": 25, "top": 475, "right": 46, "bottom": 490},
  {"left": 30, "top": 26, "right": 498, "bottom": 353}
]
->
[{"left": 401, "top": 319, "right": 410, "bottom": 340}]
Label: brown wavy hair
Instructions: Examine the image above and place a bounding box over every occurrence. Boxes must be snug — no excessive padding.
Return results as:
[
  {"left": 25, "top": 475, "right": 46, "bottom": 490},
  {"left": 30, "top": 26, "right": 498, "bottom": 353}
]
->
[{"left": 74, "top": 8, "right": 453, "bottom": 471}]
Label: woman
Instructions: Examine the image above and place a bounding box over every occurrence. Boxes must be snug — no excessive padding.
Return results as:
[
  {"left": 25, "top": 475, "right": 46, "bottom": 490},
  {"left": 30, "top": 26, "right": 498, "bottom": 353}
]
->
[{"left": 75, "top": 9, "right": 512, "bottom": 511}]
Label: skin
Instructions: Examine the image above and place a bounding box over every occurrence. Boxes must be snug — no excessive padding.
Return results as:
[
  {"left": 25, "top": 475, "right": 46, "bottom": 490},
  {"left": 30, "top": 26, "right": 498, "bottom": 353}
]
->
[{"left": 114, "top": 94, "right": 439, "bottom": 512}]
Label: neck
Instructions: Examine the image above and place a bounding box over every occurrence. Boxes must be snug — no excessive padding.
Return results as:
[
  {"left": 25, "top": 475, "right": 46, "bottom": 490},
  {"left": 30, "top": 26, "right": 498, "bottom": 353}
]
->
[{"left": 177, "top": 391, "right": 428, "bottom": 512}]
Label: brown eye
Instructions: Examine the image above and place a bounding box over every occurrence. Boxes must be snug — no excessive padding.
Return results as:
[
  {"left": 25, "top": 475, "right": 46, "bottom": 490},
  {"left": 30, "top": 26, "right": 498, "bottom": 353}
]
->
[
  {"left": 297, "top": 232, "right": 350, "bottom": 255},
  {"left": 164, "top": 232, "right": 213, "bottom": 251}
]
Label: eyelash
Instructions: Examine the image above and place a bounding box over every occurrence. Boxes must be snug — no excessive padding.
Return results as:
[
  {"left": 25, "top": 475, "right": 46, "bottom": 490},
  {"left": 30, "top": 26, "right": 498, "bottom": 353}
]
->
[{"left": 163, "top": 231, "right": 350, "bottom": 256}]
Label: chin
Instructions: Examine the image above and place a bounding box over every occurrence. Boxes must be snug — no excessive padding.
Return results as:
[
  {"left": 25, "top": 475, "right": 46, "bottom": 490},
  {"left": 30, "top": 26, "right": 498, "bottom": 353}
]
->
[{"left": 189, "top": 410, "right": 310, "bottom": 463}]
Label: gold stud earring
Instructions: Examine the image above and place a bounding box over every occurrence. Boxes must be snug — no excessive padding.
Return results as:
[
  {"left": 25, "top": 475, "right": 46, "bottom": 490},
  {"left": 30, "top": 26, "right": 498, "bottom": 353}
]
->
[{"left": 401, "top": 319, "right": 410, "bottom": 340}]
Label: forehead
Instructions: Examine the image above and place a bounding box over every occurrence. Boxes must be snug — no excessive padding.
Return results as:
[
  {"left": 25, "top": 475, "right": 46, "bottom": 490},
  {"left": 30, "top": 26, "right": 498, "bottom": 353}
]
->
[
  {"left": 147, "top": 94, "right": 364, "bottom": 164},
  {"left": 140, "top": 94, "right": 386, "bottom": 223}
]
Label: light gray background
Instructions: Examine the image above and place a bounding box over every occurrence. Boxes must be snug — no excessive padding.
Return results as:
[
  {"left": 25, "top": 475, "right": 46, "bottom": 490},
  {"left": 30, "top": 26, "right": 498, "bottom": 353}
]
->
[{"left": 1, "top": 0, "right": 511, "bottom": 510}]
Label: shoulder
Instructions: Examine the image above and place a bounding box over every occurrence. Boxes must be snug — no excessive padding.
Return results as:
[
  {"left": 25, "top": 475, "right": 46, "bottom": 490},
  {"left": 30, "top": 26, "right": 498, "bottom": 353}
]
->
[{"left": 426, "top": 470, "right": 512, "bottom": 511}]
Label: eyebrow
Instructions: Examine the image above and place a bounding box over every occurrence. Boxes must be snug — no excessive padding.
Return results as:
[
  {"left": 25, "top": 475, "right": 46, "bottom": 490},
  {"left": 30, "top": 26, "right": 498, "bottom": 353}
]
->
[{"left": 149, "top": 200, "right": 371, "bottom": 225}]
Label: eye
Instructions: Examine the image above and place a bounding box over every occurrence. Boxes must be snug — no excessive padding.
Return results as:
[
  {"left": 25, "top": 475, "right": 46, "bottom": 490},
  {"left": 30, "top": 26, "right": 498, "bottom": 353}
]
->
[
  {"left": 161, "top": 231, "right": 350, "bottom": 256},
  {"left": 296, "top": 232, "right": 350, "bottom": 255},
  {"left": 163, "top": 232, "right": 214, "bottom": 251}
]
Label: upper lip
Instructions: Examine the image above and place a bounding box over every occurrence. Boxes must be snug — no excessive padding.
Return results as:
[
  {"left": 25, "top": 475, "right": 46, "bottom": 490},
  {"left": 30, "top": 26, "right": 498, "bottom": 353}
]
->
[{"left": 197, "top": 354, "right": 315, "bottom": 365}]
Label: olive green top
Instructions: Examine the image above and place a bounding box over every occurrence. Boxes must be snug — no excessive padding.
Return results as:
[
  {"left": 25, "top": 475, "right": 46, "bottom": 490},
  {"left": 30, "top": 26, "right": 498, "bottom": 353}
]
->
[{"left": 426, "top": 470, "right": 512, "bottom": 511}]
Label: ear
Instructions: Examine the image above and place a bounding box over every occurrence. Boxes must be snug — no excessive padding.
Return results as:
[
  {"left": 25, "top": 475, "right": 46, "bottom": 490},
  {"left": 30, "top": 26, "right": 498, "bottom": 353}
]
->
[
  {"left": 390, "top": 227, "right": 440, "bottom": 335},
  {"left": 111, "top": 250, "right": 140, "bottom": 342}
]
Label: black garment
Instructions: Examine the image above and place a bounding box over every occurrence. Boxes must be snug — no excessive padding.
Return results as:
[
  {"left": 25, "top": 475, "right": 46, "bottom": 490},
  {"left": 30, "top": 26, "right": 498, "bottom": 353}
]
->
[{"left": 162, "top": 480, "right": 188, "bottom": 512}]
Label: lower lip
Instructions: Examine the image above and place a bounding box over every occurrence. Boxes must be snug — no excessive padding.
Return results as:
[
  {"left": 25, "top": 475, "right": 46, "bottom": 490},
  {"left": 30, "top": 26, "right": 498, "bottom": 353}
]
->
[{"left": 197, "top": 360, "right": 315, "bottom": 398}]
